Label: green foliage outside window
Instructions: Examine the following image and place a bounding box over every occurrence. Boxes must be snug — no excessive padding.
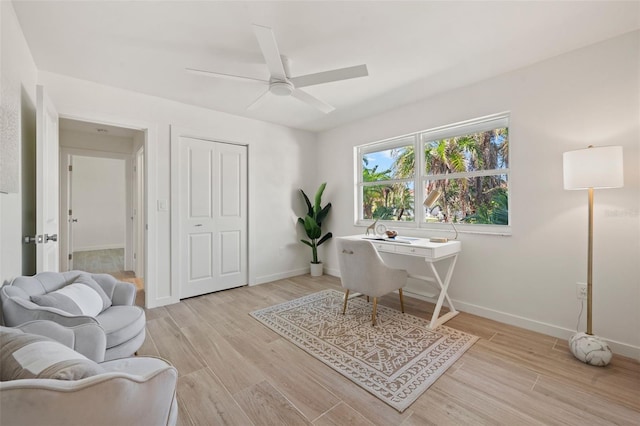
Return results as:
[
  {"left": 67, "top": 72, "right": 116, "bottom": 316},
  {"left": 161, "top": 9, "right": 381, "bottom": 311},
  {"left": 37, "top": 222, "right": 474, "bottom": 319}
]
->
[{"left": 360, "top": 124, "right": 509, "bottom": 226}]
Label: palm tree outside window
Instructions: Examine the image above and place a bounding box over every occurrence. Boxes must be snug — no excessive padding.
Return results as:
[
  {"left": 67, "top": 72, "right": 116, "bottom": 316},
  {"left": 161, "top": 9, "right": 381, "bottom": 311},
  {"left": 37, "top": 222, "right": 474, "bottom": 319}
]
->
[{"left": 356, "top": 113, "right": 510, "bottom": 235}]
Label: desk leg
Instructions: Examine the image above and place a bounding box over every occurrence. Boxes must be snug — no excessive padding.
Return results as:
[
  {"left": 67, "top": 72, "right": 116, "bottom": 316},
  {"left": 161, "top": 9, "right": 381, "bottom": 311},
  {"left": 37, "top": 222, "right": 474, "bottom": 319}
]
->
[{"left": 427, "top": 254, "right": 459, "bottom": 329}]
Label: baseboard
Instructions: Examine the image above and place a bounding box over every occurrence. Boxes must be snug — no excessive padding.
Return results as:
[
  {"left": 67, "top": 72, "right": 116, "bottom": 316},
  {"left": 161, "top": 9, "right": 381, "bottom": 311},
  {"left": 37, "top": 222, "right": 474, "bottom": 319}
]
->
[
  {"left": 326, "top": 270, "right": 640, "bottom": 360},
  {"left": 325, "top": 267, "right": 341, "bottom": 277},
  {"left": 254, "top": 267, "right": 311, "bottom": 285},
  {"left": 451, "top": 299, "right": 640, "bottom": 361}
]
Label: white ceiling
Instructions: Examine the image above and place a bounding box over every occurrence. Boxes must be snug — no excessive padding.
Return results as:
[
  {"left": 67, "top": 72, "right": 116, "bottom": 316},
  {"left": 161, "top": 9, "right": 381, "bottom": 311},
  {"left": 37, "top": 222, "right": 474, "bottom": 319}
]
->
[{"left": 12, "top": 1, "right": 640, "bottom": 132}]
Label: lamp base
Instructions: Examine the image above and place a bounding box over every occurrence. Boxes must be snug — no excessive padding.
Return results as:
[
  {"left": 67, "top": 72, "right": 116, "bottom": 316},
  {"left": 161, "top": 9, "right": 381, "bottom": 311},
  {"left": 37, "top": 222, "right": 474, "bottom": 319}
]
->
[{"left": 568, "top": 332, "right": 612, "bottom": 367}]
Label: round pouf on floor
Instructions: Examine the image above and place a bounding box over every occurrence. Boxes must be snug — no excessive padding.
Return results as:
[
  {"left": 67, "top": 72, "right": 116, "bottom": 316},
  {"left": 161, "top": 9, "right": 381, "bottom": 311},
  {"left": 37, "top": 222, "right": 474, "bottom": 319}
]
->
[{"left": 569, "top": 332, "right": 612, "bottom": 366}]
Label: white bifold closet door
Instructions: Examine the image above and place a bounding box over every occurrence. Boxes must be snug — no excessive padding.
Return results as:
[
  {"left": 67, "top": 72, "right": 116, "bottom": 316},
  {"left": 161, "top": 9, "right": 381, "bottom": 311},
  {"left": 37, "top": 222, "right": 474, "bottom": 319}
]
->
[{"left": 178, "top": 137, "right": 247, "bottom": 299}]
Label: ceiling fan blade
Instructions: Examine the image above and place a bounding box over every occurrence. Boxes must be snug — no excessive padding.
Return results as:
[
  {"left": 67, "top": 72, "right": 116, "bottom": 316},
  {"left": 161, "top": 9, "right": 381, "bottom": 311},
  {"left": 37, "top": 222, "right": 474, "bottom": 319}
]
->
[
  {"left": 247, "top": 89, "right": 272, "bottom": 111},
  {"left": 290, "top": 64, "right": 368, "bottom": 88},
  {"left": 291, "top": 89, "right": 335, "bottom": 114},
  {"left": 252, "top": 24, "right": 287, "bottom": 81},
  {"left": 185, "top": 67, "right": 268, "bottom": 84}
]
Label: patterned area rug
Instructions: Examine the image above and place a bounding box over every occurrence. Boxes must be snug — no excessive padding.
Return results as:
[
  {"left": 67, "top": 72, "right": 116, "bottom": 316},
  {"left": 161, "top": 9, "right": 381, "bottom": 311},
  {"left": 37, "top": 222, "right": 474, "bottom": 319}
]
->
[{"left": 250, "top": 289, "right": 478, "bottom": 412}]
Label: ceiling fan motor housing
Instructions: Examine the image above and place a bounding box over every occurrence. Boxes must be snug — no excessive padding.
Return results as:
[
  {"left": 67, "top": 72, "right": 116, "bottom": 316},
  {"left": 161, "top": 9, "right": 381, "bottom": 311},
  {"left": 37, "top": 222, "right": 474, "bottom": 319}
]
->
[{"left": 270, "top": 81, "right": 294, "bottom": 96}]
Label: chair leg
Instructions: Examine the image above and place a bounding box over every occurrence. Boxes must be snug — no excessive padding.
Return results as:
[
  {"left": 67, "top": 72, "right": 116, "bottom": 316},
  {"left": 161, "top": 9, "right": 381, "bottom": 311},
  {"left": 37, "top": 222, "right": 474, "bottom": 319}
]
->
[
  {"left": 399, "top": 288, "right": 405, "bottom": 313},
  {"left": 366, "top": 295, "right": 370, "bottom": 303},
  {"left": 372, "top": 297, "right": 378, "bottom": 326},
  {"left": 342, "top": 289, "right": 349, "bottom": 315}
]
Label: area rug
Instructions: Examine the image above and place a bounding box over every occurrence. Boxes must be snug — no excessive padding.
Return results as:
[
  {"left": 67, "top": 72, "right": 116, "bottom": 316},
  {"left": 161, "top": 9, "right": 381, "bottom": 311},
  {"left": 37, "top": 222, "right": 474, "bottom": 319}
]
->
[{"left": 250, "top": 289, "right": 478, "bottom": 412}]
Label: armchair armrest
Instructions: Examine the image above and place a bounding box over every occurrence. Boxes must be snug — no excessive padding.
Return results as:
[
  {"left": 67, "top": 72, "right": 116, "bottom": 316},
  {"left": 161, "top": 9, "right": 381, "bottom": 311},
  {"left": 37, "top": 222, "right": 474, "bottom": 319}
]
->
[
  {"left": 111, "top": 281, "right": 136, "bottom": 306},
  {"left": 0, "top": 358, "right": 178, "bottom": 426},
  {"left": 17, "top": 320, "right": 107, "bottom": 363},
  {"left": 91, "top": 273, "right": 136, "bottom": 306}
]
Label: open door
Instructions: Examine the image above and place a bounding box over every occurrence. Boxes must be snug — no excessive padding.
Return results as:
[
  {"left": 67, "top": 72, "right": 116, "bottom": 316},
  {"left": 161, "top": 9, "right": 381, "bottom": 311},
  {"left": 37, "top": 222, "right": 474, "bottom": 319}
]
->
[{"left": 36, "top": 85, "right": 60, "bottom": 272}]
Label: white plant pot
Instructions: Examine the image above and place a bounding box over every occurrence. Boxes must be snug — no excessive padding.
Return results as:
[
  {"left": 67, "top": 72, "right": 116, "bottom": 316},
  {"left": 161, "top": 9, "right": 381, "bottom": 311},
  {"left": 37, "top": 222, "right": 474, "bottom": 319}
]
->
[{"left": 310, "top": 262, "right": 323, "bottom": 277}]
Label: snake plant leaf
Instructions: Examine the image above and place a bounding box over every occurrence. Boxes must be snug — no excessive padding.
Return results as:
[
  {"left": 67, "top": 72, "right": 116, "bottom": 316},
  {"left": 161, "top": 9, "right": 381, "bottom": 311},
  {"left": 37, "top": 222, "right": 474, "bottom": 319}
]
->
[
  {"left": 316, "top": 202, "right": 332, "bottom": 225},
  {"left": 303, "top": 215, "right": 321, "bottom": 239},
  {"left": 317, "top": 232, "right": 333, "bottom": 246},
  {"left": 300, "top": 189, "right": 313, "bottom": 216},
  {"left": 313, "top": 183, "right": 327, "bottom": 213}
]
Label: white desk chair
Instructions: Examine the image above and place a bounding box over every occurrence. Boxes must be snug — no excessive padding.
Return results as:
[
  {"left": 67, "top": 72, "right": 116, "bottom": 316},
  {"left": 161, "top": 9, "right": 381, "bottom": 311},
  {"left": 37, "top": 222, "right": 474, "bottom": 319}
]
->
[{"left": 335, "top": 237, "right": 408, "bottom": 326}]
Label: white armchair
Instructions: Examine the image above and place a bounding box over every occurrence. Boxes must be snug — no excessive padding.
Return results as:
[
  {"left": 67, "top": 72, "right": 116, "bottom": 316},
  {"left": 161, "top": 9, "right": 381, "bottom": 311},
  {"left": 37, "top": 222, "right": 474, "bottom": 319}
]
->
[
  {"left": 1, "top": 271, "right": 145, "bottom": 361},
  {"left": 0, "top": 322, "right": 178, "bottom": 426},
  {"left": 335, "top": 237, "right": 408, "bottom": 325}
]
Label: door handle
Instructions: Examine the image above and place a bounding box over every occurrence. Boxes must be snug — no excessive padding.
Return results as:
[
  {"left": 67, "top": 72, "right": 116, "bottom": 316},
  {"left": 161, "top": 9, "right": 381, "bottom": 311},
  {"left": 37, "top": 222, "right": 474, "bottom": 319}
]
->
[
  {"left": 194, "top": 224, "right": 203, "bottom": 227},
  {"left": 71, "top": 218, "right": 78, "bottom": 223},
  {"left": 45, "top": 234, "right": 58, "bottom": 242},
  {"left": 23, "top": 235, "right": 44, "bottom": 244}
]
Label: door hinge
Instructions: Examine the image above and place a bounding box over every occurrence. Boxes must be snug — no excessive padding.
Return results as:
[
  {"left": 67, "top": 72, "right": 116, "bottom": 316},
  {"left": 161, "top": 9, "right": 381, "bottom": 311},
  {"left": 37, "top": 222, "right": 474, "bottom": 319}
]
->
[
  {"left": 69, "top": 253, "right": 73, "bottom": 260},
  {"left": 69, "top": 209, "right": 72, "bottom": 216},
  {"left": 68, "top": 165, "right": 72, "bottom": 172}
]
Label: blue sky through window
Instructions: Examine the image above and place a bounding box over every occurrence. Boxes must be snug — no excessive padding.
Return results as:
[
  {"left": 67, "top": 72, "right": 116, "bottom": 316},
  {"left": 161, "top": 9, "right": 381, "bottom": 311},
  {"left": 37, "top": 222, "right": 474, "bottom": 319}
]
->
[{"left": 363, "top": 149, "right": 394, "bottom": 173}]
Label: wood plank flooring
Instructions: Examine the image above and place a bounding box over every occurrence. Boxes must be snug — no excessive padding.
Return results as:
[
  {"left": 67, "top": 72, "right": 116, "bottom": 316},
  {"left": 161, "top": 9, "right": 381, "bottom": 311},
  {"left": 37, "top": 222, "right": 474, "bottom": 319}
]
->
[{"left": 137, "top": 275, "right": 640, "bottom": 425}]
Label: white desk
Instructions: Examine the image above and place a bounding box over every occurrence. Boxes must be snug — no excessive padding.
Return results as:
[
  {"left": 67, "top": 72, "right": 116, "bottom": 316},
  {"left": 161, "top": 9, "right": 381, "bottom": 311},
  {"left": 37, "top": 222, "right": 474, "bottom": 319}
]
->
[{"left": 344, "top": 235, "right": 462, "bottom": 329}]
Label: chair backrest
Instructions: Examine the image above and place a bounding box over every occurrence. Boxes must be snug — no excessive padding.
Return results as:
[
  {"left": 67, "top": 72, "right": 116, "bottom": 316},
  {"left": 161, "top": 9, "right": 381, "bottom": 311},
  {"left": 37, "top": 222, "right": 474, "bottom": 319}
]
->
[
  {"left": 335, "top": 238, "right": 408, "bottom": 297},
  {"left": 5, "top": 271, "right": 88, "bottom": 299}
]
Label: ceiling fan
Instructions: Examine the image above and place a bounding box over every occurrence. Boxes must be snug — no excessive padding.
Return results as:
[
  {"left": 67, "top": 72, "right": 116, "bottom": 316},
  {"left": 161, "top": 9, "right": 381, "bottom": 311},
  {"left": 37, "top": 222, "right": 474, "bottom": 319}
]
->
[{"left": 186, "top": 24, "right": 368, "bottom": 114}]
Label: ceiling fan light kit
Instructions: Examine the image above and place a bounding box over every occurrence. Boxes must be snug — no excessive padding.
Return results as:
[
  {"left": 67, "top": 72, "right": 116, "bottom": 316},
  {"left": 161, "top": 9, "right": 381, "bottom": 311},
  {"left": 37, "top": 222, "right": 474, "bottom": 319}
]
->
[
  {"left": 187, "top": 24, "right": 368, "bottom": 113},
  {"left": 269, "top": 81, "right": 294, "bottom": 96}
]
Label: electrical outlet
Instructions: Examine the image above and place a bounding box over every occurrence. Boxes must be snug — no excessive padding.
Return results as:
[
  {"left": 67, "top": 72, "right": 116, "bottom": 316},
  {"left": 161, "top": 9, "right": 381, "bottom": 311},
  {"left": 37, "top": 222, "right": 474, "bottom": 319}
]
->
[{"left": 576, "top": 283, "right": 587, "bottom": 300}]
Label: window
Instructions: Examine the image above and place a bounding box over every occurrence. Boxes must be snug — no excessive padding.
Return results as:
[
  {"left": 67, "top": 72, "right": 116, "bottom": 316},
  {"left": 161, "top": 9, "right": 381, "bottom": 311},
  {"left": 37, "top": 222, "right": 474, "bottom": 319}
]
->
[{"left": 356, "top": 113, "right": 510, "bottom": 234}]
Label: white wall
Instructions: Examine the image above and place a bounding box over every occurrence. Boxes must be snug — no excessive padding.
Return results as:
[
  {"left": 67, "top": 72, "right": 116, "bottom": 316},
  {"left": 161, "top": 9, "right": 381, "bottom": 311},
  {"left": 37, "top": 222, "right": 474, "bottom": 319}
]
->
[
  {"left": 0, "top": 2, "right": 38, "bottom": 284},
  {"left": 38, "top": 70, "right": 318, "bottom": 308},
  {"left": 71, "top": 156, "right": 126, "bottom": 251},
  {"left": 60, "top": 128, "right": 135, "bottom": 154},
  {"left": 317, "top": 31, "right": 640, "bottom": 358}
]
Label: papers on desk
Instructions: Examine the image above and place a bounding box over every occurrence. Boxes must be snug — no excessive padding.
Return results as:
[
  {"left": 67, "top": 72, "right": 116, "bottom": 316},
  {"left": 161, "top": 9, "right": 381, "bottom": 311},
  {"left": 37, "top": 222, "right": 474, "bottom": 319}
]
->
[{"left": 362, "top": 236, "right": 416, "bottom": 244}]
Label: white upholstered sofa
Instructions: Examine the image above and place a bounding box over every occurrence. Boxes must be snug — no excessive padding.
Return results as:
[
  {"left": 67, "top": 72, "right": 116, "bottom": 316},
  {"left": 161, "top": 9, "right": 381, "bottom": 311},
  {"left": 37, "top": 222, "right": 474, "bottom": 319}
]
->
[{"left": 0, "top": 271, "right": 145, "bottom": 361}]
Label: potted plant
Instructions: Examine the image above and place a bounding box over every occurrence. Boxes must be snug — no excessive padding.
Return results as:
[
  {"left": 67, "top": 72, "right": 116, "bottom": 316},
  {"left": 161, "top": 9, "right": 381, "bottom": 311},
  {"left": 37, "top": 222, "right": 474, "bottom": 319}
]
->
[{"left": 298, "top": 182, "right": 332, "bottom": 276}]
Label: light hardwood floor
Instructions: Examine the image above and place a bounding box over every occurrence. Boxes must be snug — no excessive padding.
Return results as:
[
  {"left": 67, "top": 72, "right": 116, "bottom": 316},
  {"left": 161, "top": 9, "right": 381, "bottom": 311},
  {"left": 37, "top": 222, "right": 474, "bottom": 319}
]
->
[{"left": 137, "top": 275, "right": 640, "bottom": 426}]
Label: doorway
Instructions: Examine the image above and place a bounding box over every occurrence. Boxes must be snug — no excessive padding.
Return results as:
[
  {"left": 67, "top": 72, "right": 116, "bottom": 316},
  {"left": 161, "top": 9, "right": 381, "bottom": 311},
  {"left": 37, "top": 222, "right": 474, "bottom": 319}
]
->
[
  {"left": 59, "top": 118, "right": 146, "bottom": 296},
  {"left": 68, "top": 155, "right": 126, "bottom": 272}
]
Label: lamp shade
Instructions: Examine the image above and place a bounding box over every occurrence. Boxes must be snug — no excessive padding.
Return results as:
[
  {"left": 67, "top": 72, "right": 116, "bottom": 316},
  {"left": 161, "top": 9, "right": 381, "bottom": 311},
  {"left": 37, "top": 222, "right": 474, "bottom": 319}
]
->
[
  {"left": 424, "top": 189, "right": 442, "bottom": 208},
  {"left": 563, "top": 146, "right": 624, "bottom": 190}
]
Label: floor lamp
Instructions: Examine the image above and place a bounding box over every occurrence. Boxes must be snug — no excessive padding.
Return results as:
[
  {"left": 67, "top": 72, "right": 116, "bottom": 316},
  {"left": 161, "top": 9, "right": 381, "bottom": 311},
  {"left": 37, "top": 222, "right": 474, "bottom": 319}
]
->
[{"left": 563, "top": 145, "right": 623, "bottom": 366}]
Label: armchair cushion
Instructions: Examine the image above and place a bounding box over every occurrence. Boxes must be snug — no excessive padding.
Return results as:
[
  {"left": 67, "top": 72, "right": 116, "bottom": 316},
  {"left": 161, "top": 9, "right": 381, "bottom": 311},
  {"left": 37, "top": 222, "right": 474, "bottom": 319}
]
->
[
  {"left": 70, "top": 274, "right": 113, "bottom": 311},
  {"left": 96, "top": 305, "right": 146, "bottom": 348},
  {"left": 0, "top": 327, "right": 104, "bottom": 381}
]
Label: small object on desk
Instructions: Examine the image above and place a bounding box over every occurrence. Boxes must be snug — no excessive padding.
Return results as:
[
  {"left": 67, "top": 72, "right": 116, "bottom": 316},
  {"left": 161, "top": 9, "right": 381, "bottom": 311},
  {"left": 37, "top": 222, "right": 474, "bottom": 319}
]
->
[
  {"left": 385, "top": 230, "right": 398, "bottom": 238},
  {"left": 430, "top": 237, "right": 449, "bottom": 243},
  {"left": 365, "top": 219, "right": 378, "bottom": 236}
]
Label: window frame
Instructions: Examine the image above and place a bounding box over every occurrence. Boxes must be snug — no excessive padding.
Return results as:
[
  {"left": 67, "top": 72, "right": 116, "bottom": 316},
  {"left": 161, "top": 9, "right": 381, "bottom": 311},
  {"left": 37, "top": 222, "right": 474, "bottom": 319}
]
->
[{"left": 355, "top": 113, "right": 511, "bottom": 236}]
